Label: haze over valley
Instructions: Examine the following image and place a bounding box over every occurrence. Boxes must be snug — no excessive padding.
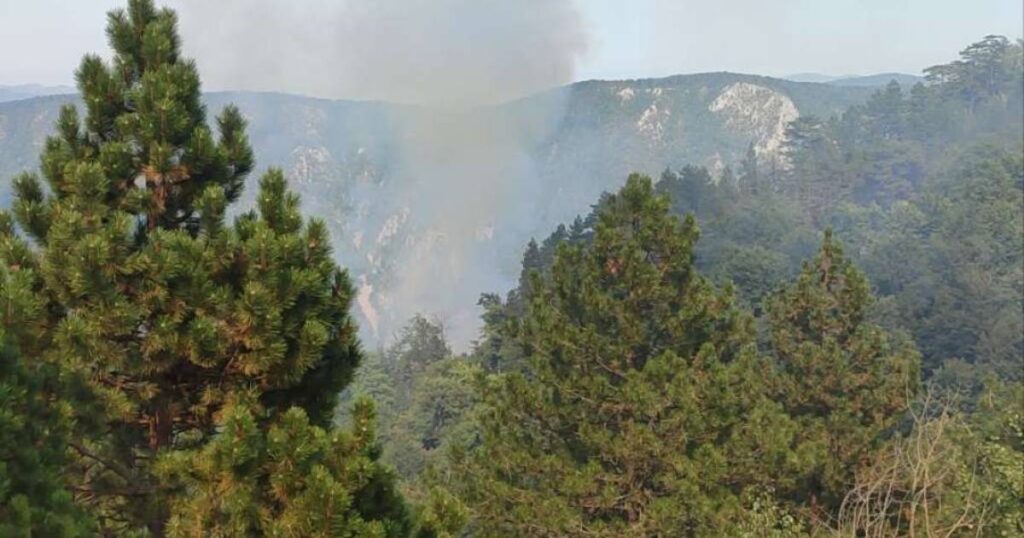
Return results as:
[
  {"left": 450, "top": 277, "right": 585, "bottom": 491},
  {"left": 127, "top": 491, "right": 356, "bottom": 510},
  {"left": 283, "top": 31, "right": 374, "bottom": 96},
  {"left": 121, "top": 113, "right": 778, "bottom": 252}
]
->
[
  {"left": 0, "top": 71, "right": 910, "bottom": 346},
  {"left": 0, "top": 1, "right": 1020, "bottom": 535}
]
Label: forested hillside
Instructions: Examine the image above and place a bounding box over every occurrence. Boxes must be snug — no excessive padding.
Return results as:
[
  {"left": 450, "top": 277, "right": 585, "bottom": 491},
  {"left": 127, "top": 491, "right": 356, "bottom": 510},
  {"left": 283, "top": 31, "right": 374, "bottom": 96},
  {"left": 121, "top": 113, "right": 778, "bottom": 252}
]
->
[
  {"left": 343, "top": 35, "right": 1024, "bottom": 537},
  {"left": 1, "top": 0, "right": 1021, "bottom": 535},
  {"left": 0, "top": 70, "right": 876, "bottom": 346}
]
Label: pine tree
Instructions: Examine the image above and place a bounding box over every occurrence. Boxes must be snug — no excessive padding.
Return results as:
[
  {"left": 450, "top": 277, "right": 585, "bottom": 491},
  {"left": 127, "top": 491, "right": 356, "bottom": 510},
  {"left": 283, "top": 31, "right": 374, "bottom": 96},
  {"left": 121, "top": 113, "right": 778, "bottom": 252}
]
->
[
  {"left": 386, "top": 353, "right": 481, "bottom": 482},
  {"left": 926, "top": 35, "right": 1014, "bottom": 107},
  {"left": 0, "top": 232, "right": 93, "bottom": 536},
  {"left": 340, "top": 315, "right": 455, "bottom": 478},
  {"left": 780, "top": 116, "right": 851, "bottom": 223},
  {"left": 156, "top": 396, "right": 410, "bottom": 537},
  {"left": 447, "top": 175, "right": 800, "bottom": 536},
  {"left": 386, "top": 315, "right": 451, "bottom": 412},
  {"left": 567, "top": 215, "right": 589, "bottom": 244},
  {"left": 768, "top": 231, "right": 920, "bottom": 509},
  {"left": 514, "top": 239, "right": 543, "bottom": 303},
  {"left": 0, "top": 0, "right": 407, "bottom": 534},
  {"left": 739, "top": 142, "right": 760, "bottom": 194},
  {"left": 863, "top": 80, "right": 906, "bottom": 140}
]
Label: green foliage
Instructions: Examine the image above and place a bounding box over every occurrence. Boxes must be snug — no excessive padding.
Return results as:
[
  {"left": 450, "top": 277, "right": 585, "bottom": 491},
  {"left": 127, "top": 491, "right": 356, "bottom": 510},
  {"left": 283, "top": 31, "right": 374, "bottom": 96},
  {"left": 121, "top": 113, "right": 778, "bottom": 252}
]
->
[
  {"left": 157, "top": 395, "right": 411, "bottom": 537},
  {"left": 347, "top": 314, "right": 450, "bottom": 419},
  {"left": 649, "top": 36, "right": 1023, "bottom": 382},
  {"left": 925, "top": 35, "right": 1022, "bottom": 108},
  {"left": 0, "top": 0, "right": 407, "bottom": 533},
  {"left": 410, "top": 487, "right": 469, "bottom": 538},
  {"left": 782, "top": 36, "right": 1022, "bottom": 213},
  {"left": 768, "top": 231, "right": 921, "bottom": 507},
  {"left": 731, "top": 489, "right": 809, "bottom": 538},
  {"left": 407, "top": 35, "right": 1020, "bottom": 535},
  {"left": 862, "top": 147, "right": 1024, "bottom": 378},
  {"left": 342, "top": 315, "right": 480, "bottom": 486},
  {"left": 968, "top": 380, "right": 1024, "bottom": 535},
  {"left": 386, "top": 357, "right": 481, "bottom": 482},
  {"left": 385, "top": 315, "right": 451, "bottom": 413},
  {"left": 448, "top": 175, "right": 800, "bottom": 536},
  {"left": 0, "top": 264, "right": 93, "bottom": 536},
  {"left": 0, "top": 11, "right": 1019, "bottom": 537},
  {"left": 655, "top": 167, "right": 816, "bottom": 309}
]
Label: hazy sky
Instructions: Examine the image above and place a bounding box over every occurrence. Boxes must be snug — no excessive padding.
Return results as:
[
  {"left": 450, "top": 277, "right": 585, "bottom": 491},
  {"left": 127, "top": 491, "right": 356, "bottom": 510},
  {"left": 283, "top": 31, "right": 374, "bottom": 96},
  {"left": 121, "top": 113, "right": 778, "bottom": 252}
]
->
[{"left": 1, "top": 0, "right": 1021, "bottom": 99}]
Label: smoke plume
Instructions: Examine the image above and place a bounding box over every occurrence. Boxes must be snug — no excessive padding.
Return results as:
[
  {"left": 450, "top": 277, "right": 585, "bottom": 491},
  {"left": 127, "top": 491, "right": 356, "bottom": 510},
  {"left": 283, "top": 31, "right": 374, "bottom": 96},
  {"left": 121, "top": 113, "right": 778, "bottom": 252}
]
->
[
  {"left": 172, "top": 0, "right": 587, "bottom": 106},
  {"left": 170, "top": 0, "right": 589, "bottom": 348}
]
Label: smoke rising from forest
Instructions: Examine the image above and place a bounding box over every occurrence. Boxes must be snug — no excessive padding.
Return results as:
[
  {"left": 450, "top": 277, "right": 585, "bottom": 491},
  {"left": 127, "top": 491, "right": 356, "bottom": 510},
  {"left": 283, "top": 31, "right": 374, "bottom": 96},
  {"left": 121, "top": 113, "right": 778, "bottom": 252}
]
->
[
  {"left": 173, "top": 0, "right": 588, "bottom": 106},
  {"left": 172, "top": 0, "right": 590, "bottom": 347}
]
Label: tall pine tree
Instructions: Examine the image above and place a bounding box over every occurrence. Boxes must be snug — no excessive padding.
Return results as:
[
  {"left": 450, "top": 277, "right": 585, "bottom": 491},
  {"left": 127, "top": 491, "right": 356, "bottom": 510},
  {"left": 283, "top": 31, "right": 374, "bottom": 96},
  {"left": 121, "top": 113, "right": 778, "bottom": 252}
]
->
[
  {"left": 0, "top": 1, "right": 408, "bottom": 534},
  {"left": 768, "top": 231, "right": 920, "bottom": 510},
  {"left": 447, "top": 175, "right": 800, "bottom": 536}
]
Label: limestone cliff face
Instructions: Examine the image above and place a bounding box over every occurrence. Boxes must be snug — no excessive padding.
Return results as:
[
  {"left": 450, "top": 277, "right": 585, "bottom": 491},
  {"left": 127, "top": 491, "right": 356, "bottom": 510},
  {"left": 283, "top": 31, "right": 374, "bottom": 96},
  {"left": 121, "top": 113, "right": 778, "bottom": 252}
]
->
[
  {"left": 709, "top": 82, "right": 799, "bottom": 157},
  {"left": 634, "top": 87, "right": 673, "bottom": 147}
]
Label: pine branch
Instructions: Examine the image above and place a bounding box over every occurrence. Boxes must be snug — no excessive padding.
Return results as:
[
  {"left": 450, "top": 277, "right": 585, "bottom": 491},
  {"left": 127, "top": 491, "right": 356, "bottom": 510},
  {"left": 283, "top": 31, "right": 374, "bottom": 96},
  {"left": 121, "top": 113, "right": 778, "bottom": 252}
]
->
[{"left": 67, "top": 441, "right": 143, "bottom": 489}]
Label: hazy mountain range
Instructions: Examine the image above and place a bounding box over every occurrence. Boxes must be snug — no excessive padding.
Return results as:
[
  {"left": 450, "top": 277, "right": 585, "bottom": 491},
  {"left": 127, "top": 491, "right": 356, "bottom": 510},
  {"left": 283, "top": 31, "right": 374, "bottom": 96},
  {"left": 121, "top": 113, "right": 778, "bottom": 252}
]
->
[
  {"left": 0, "top": 72, "right": 889, "bottom": 346},
  {"left": 0, "top": 84, "right": 76, "bottom": 103},
  {"left": 783, "top": 72, "right": 923, "bottom": 86}
]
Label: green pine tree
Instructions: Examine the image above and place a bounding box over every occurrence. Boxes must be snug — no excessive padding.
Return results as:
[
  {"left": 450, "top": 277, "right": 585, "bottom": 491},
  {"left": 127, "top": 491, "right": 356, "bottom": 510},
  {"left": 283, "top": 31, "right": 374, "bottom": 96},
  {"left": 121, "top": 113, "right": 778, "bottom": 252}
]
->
[
  {"left": 447, "top": 175, "right": 800, "bottom": 537},
  {"left": 513, "top": 239, "right": 543, "bottom": 304},
  {"left": 156, "top": 395, "right": 409, "bottom": 537},
  {"left": 0, "top": 227, "right": 93, "bottom": 536},
  {"left": 780, "top": 116, "right": 851, "bottom": 224},
  {"left": 768, "top": 230, "right": 921, "bottom": 509},
  {"left": 0, "top": 0, "right": 408, "bottom": 534},
  {"left": 386, "top": 315, "right": 451, "bottom": 412}
]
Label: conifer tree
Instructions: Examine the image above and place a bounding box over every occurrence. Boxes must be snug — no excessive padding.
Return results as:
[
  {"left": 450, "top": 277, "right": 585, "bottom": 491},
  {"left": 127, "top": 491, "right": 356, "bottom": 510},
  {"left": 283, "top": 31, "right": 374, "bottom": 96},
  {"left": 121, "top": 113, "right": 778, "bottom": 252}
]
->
[
  {"left": 386, "top": 314, "right": 451, "bottom": 412},
  {"left": 0, "top": 0, "right": 407, "bottom": 534},
  {"left": 567, "top": 215, "right": 590, "bottom": 243},
  {"left": 156, "top": 396, "right": 410, "bottom": 537},
  {"left": 513, "top": 239, "right": 543, "bottom": 303},
  {"left": 739, "top": 142, "right": 760, "bottom": 194},
  {"left": 0, "top": 237, "right": 93, "bottom": 536},
  {"left": 448, "top": 175, "right": 800, "bottom": 536},
  {"left": 768, "top": 231, "right": 920, "bottom": 509}
]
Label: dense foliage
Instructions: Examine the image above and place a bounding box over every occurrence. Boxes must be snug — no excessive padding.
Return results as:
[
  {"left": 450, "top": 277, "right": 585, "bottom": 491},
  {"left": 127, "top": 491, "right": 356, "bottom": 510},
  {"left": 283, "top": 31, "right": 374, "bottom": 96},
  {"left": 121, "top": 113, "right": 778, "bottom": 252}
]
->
[
  {"left": 341, "top": 315, "right": 481, "bottom": 483},
  {"left": 0, "top": 1, "right": 413, "bottom": 535},
  {"left": 448, "top": 176, "right": 799, "bottom": 536},
  {"left": 767, "top": 231, "right": 920, "bottom": 508},
  {"left": 380, "top": 34, "right": 1023, "bottom": 537},
  {"left": 0, "top": 260, "right": 92, "bottom": 536},
  {"left": 0, "top": 1, "right": 1020, "bottom": 535}
]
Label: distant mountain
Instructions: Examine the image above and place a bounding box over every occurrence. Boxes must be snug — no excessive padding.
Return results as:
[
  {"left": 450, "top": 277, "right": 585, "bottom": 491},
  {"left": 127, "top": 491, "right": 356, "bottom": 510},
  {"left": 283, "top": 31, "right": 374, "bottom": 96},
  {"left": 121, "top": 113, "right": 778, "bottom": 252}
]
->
[
  {"left": 0, "top": 84, "right": 75, "bottom": 103},
  {"left": 782, "top": 73, "right": 847, "bottom": 83},
  {"left": 782, "top": 72, "right": 923, "bottom": 87},
  {"left": 0, "top": 73, "right": 876, "bottom": 346},
  {"left": 829, "top": 73, "right": 924, "bottom": 87}
]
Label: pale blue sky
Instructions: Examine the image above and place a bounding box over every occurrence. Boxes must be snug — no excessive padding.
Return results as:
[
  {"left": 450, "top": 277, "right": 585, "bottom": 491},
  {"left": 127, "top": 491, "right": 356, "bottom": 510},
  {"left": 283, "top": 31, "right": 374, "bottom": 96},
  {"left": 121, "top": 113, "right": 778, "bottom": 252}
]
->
[
  {"left": 1, "top": 0, "right": 1021, "bottom": 98},
  {"left": 580, "top": 0, "right": 1022, "bottom": 80}
]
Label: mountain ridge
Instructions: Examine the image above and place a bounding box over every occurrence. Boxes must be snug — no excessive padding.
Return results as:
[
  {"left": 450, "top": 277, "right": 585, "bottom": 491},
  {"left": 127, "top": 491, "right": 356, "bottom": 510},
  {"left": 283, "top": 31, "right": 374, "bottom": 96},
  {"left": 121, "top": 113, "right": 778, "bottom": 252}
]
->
[
  {"left": 0, "top": 71, "right": 879, "bottom": 346},
  {"left": 782, "top": 72, "right": 923, "bottom": 86},
  {"left": 0, "top": 83, "right": 77, "bottom": 103}
]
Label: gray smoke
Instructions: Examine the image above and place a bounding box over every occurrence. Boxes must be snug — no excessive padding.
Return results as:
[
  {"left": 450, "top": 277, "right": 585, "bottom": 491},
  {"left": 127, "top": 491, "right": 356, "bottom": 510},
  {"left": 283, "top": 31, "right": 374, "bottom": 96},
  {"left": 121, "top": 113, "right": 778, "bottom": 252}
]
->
[
  {"left": 172, "top": 0, "right": 587, "bottom": 106},
  {"left": 170, "top": 0, "right": 589, "bottom": 348}
]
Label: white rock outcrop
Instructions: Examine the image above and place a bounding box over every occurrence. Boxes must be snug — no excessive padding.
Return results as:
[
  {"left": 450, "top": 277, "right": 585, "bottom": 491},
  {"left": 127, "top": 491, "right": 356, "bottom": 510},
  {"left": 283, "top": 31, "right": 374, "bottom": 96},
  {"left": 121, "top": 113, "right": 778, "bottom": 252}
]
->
[{"left": 709, "top": 82, "right": 798, "bottom": 157}]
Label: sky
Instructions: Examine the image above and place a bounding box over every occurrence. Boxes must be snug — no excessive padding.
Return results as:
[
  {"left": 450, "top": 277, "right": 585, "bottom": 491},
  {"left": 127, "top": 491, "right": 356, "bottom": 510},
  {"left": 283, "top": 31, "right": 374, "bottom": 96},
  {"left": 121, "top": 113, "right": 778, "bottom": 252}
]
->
[{"left": 0, "top": 0, "right": 1021, "bottom": 100}]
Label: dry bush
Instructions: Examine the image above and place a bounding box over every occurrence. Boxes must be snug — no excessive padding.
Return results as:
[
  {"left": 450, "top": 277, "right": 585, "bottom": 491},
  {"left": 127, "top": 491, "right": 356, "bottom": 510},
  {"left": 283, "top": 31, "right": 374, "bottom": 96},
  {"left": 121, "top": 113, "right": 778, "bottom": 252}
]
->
[{"left": 827, "top": 389, "right": 991, "bottom": 538}]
